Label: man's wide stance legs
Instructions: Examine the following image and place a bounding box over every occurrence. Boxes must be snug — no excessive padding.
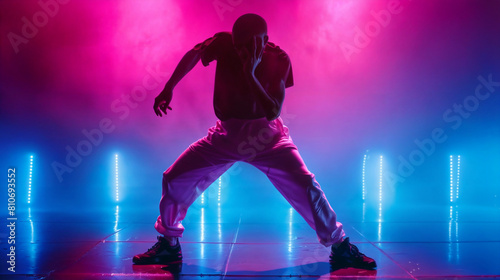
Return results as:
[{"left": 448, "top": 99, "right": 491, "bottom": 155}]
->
[{"left": 155, "top": 118, "right": 344, "bottom": 246}]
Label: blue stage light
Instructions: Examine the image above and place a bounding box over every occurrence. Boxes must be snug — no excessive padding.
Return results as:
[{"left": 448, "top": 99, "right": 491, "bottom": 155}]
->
[
  {"left": 450, "top": 155, "right": 454, "bottom": 202},
  {"left": 450, "top": 155, "right": 461, "bottom": 203},
  {"left": 200, "top": 206, "right": 205, "bottom": 258},
  {"left": 456, "top": 155, "right": 461, "bottom": 201},
  {"left": 115, "top": 154, "right": 119, "bottom": 202},
  {"left": 378, "top": 155, "right": 383, "bottom": 222},
  {"left": 218, "top": 177, "right": 222, "bottom": 206},
  {"left": 362, "top": 154, "right": 367, "bottom": 201},
  {"left": 288, "top": 207, "right": 293, "bottom": 253},
  {"left": 217, "top": 176, "right": 222, "bottom": 242},
  {"left": 28, "top": 155, "right": 33, "bottom": 204}
]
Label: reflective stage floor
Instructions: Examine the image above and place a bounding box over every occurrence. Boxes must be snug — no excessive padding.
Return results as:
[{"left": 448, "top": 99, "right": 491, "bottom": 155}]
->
[{"left": 2, "top": 202, "right": 500, "bottom": 280}]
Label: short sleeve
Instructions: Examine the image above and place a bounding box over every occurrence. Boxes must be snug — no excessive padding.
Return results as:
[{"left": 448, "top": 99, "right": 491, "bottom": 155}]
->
[
  {"left": 278, "top": 51, "right": 293, "bottom": 88},
  {"left": 193, "top": 32, "right": 226, "bottom": 67},
  {"left": 284, "top": 57, "right": 294, "bottom": 88}
]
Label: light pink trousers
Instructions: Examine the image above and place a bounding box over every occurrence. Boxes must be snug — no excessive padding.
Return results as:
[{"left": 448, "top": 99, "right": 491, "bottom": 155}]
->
[{"left": 155, "top": 117, "right": 345, "bottom": 246}]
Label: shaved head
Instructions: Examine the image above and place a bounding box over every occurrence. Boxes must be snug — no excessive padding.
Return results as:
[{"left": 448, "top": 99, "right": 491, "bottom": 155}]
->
[{"left": 232, "top": 13, "right": 268, "bottom": 47}]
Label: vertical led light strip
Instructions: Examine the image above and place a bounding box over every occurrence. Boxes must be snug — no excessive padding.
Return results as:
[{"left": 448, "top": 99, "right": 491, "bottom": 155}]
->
[
  {"left": 362, "top": 154, "right": 367, "bottom": 201},
  {"left": 288, "top": 207, "right": 293, "bottom": 253},
  {"left": 115, "top": 154, "right": 119, "bottom": 202},
  {"left": 201, "top": 207, "right": 205, "bottom": 241},
  {"left": 377, "top": 155, "right": 383, "bottom": 240},
  {"left": 378, "top": 156, "right": 383, "bottom": 222},
  {"left": 217, "top": 201, "right": 222, "bottom": 243},
  {"left": 450, "top": 155, "right": 461, "bottom": 203},
  {"left": 455, "top": 205, "right": 460, "bottom": 262},
  {"left": 450, "top": 155, "right": 454, "bottom": 202},
  {"left": 217, "top": 176, "right": 222, "bottom": 245},
  {"left": 28, "top": 155, "right": 33, "bottom": 204},
  {"left": 200, "top": 207, "right": 205, "bottom": 258},
  {"left": 218, "top": 177, "right": 222, "bottom": 206},
  {"left": 456, "top": 155, "right": 460, "bottom": 201}
]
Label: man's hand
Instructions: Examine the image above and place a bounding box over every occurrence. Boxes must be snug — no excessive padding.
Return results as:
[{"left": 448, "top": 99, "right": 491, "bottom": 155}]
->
[
  {"left": 153, "top": 89, "right": 173, "bottom": 117},
  {"left": 240, "top": 36, "right": 264, "bottom": 76}
]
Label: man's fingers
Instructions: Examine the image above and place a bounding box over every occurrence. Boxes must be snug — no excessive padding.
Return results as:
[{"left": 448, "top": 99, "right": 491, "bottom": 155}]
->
[
  {"left": 160, "top": 104, "right": 171, "bottom": 113},
  {"left": 252, "top": 36, "right": 257, "bottom": 57},
  {"left": 251, "top": 36, "right": 259, "bottom": 60},
  {"left": 155, "top": 108, "right": 162, "bottom": 117},
  {"left": 154, "top": 104, "right": 161, "bottom": 117}
]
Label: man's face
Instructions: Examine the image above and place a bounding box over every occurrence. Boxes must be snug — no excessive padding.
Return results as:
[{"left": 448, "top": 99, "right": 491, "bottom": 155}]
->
[{"left": 233, "top": 32, "right": 268, "bottom": 64}]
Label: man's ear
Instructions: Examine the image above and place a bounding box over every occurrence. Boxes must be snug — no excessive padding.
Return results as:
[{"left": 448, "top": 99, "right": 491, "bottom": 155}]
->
[{"left": 264, "top": 35, "right": 269, "bottom": 44}]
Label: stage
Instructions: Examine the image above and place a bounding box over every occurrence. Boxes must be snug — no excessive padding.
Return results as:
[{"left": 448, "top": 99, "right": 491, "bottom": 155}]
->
[{"left": 3, "top": 200, "right": 499, "bottom": 279}]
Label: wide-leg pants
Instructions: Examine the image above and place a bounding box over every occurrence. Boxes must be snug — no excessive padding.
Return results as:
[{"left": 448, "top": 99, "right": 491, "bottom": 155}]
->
[{"left": 155, "top": 117, "right": 345, "bottom": 247}]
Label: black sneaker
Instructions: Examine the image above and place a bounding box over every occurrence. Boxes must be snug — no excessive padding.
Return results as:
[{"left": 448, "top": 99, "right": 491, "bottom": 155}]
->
[
  {"left": 133, "top": 236, "right": 182, "bottom": 265},
  {"left": 329, "top": 237, "right": 376, "bottom": 269}
]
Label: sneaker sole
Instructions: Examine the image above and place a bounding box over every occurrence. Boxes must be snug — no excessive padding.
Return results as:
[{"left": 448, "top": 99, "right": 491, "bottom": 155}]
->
[
  {"left": 330, "top": 259, "right": 377, "bottom": 270},
  {"left": 133, "top": 255, "right": 182, "bottom": 265}
]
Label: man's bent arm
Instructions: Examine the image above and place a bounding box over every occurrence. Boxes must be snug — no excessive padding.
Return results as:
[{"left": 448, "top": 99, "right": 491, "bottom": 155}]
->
[
  {"left": 162, "top": 48, "right": 202, "bottom": 92},
  {"left": 154, "top": 48, "right": 202, "bottom": 116},
  {"left": 246, "top": 73, "right": 285, "bottom": 121}
]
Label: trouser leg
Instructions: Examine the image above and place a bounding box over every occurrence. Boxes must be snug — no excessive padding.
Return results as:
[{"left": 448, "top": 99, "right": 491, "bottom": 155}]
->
[
  {"left": 154, "top": 146, "right": 233, "bottom": 237},
  {"left": 249, "top": 146, "right": 345, "bottom": 247}
]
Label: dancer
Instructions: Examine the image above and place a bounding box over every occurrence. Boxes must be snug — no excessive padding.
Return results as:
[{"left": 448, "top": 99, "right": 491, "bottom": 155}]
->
[{"left": 133, "top": 13, "right": 376, "bottom": 269}]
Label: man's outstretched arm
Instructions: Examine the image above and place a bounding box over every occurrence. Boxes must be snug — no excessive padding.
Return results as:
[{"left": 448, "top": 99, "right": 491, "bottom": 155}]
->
[{"left": 154, "top": 48, "right": 202, "bottom": 117}]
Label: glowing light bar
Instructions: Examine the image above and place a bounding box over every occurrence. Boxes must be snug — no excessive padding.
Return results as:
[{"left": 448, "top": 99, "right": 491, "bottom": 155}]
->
[
  {"left": 200, "top": 207, "right": 205, "bottom": 258},
  {"left": 450, "top": 155, "right": 453, "bottom": 202},
  {"left": 288, "top": 207, "right": 293, "bottom": 253},
  {"left": 28, "top": 155, "right": 33, "bottom": 204},
  {"left": 450, "top": 155, "right": 461, "bottom": 202},
  {"left": 201, "top": 207, "right": 205, "bottom": 242},
  {"left": 217, "top": 201, "right": 222, "bottom": 241},
  {"left": 115, "top": 154, "right": 119, "bottom": 202},
  {"left": 362, "top": 154, "right": 367, "bottom": 201},
  {"left": 218, "top": 177, "right": 222, "bottom": 206},
  {"left": 456, "top": 155, "right": 460, "bottom": 200},
  {"left": 378, "top": 155, "right": 383, "bottom": 222}
]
